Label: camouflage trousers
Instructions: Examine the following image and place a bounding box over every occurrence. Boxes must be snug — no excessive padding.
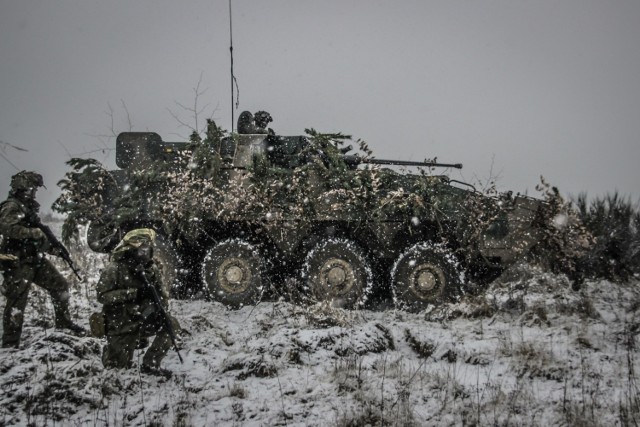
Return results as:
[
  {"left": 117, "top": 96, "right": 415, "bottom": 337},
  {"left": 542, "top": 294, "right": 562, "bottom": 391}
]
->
[
  {"left": 2, "top": 258, "right": 73, "bottom": 347},
  {"left": 102, "top": 316, "right": 179, "bottom": 370}
]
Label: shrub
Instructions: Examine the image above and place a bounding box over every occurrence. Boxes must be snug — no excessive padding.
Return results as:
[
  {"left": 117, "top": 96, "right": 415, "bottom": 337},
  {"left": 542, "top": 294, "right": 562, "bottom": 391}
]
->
[
  {"left": 530, "top": 178, "right": 640, "bottom": 284},
  {"left": 528, "top": 178, "right": 593, "bottom": 284},
  {"left": 573, "top": 192, "right": 640, "bottom": 282}
]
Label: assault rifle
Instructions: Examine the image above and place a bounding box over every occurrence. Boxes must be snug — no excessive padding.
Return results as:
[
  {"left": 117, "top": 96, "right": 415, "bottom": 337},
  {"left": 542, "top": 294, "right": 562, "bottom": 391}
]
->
[
  {"left": 140, "top": 271, "right": 184, "bottom": 364},
  {"left": 35, "top": 221, "right": 83, "bottom": 281},
  {"left": 343, "top": 155, "right": 463, "bottom": 169}
]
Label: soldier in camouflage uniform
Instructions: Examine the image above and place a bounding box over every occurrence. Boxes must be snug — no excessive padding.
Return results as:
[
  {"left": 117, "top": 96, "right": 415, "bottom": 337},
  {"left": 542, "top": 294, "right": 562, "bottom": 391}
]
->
[
  {"left": 237, "top": 110, "right": 256, "bottom": 134},
  {"left": 97, "top": 228, "right": 178, "bottom": 378},
  {"left": 237, "top": 110, "right": 275, "bottom": 135},
  {"left": 254, "top": 110, "right": 275, "bottom": 135},
  {"left": 0, "top": 171, "right": 84, "bottom": 348}
]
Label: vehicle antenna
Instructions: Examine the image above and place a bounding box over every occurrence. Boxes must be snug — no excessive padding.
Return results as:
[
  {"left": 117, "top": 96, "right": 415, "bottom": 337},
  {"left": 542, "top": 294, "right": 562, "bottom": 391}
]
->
[{"left": 228, "top": 0, "right": 238, "bottom": 132}]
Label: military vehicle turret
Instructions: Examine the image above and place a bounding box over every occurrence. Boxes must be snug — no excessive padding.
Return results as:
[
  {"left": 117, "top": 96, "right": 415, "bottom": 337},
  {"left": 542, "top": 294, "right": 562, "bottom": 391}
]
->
[{"left": 57, "top": 121, "right": 546, "bottom": 312}]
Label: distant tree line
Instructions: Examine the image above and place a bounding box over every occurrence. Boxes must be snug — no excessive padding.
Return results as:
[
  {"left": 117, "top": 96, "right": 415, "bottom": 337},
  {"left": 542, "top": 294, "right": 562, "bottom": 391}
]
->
[
  {"left": 573, "top": 193, "right": 640, "bottom": 282},
  {"left": 530, "top": 182, "right": 640, "bottom": 285}
]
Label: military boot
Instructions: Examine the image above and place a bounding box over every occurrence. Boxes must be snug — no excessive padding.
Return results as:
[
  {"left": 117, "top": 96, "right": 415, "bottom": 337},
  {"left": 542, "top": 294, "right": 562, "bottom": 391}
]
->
[
  {"left": 136, "top": 337, "right": 150, "bottom": 349},
  {"left": 2, "top": 339, "right": 20, "bottom": 349},
  {"left": 56, "top": 316, "right": 86, "bottom": 335},
  {"left": 141, "top": 364, "right": 172, "bottom": 379},
  {"left": 53, "top": 303, "right": 86, "bottom": 335},
  {"left": 59, "top": 322, "right": 86, "bottom": 335},
  {"left": 56, "top": 310, "right": 87, "bottom": 336}
]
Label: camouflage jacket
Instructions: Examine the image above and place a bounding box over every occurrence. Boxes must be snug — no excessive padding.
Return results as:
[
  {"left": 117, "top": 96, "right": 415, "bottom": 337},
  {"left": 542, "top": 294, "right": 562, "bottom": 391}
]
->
[
  {"left": 0, "top": 196, "right": 49, "bottom": 259},
  {"left": 96, "top": 254, "right": 166, "bottom": 336}
]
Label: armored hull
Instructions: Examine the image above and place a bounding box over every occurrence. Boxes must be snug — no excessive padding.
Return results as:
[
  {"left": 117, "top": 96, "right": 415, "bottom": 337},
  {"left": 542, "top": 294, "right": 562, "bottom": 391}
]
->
[{"left": 78, "top": 131, "right": 544, "bottom": 312}]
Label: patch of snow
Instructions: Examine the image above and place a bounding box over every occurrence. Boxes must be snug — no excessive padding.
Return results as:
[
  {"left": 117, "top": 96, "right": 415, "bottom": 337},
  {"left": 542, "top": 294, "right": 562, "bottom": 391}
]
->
[{"left": 0, "top": 223, "right": 639, "bottom": 425}]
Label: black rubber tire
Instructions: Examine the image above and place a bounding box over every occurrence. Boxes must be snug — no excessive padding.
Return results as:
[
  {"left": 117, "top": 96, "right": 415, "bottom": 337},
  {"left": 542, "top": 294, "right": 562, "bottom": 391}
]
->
[
  {"left": 302, "top": 238, "right": 372, "bottom": 309},
  {"left": 201, "top": 239, "right": 264, "bottom": 308},
  {"left": 391, "top": 243, "right": 462, "bottom": 312}
]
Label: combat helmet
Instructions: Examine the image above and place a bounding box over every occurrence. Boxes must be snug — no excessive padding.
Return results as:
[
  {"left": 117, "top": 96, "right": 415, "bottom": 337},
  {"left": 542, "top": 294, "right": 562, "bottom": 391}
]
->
[
  {"left": 112, "top": 228, "right": 157, "bottom": 255},
  {"left": 10, "top": 171, "right": 44, "bottom": 192},
  {"left": 254, "top": 110, "right": 273, "bottom": 129}
]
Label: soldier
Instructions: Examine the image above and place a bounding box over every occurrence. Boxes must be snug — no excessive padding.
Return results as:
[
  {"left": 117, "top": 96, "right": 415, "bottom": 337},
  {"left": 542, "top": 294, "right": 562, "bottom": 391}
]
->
[
  {"left": 237, "top": 110, "right": 275, "bottom": 135},
  {"left": 237, "top": 110, "right": 256, "bottom": 134},
  {"left": 254, "top": 110, "right": 275, "bottom": 135},
  {"left": 0, "top": 171, "right": 84, "bottom": 348},
  {"left": 96, "top": 228, "right": 179, "bottom": 378}
]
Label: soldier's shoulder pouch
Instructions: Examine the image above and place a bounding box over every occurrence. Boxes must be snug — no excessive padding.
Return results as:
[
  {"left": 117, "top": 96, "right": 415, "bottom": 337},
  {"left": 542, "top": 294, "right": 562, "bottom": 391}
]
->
[
  {"left": 89, "top": 311, "right": 106, "bottom": 338},
  {"left": 0, "top": 253, "right": 18, "bottom": 272}
]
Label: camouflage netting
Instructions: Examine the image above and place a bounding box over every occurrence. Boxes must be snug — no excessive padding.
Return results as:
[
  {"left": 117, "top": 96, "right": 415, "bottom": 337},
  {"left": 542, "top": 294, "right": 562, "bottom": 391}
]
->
[
  {"left": 51, "top": 125, "right": 606, "bottom": 286},
  {"left": 53, "top": 129, "right": 478, "bottom": 245}
]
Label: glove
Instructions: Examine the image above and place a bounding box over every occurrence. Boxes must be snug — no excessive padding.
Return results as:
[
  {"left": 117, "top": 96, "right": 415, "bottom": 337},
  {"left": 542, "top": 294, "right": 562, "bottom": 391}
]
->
[
  {"left": 140, "top": 303, "right": 159, "bottom": 323},
  {"left": 136, "top": 286, "right": 155, "bottom": 303},
  {"left": 28, "top": 228, "right": 51, "bottom": 252},
  {"left": 133, "top": 263, "right": 155, "bottom": 279},
  {"left": 29, "top": 228, "right": 46, "bottom": 241},
  {"left": 48, "top": 246, "right": 64, "bottom": 258}
]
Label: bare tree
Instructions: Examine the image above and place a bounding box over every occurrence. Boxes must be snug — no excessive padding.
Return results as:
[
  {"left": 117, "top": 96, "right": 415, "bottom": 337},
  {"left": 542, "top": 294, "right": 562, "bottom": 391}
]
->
[
  {"left": 80, "top": 100, "right": 135, "bottom": 160},
  {"left": 68, "top": 74, "right": 218, "bottom": 163},
  {"left": 459, "top": 154, "right": 504, "bottom": 195},
  {"left": 166, "top": 72, "right": 219, "bottom": 139},
  {"left": 0, "top": 140, "right": 28, "bottom": 171}
]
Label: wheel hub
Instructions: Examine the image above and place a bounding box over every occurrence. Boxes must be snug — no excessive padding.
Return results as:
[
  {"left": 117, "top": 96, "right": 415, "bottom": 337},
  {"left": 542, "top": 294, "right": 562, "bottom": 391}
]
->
[
  {"left": 327, "top": 267, "right": 347, "bottom": 286},
  {"left": 416, "top": 270, "right": 438, "bottom": 291},
  {"left": 409, "top": 263, "right": 445, "bottom": 299},
  {"left": 225, "top": 265, "right": 244, "bottom": 284},
  {"left": 217, "top": 258, "right": 251, "bottom": 294},
  {"left": 320, "top": 258, "right": 354, "bottom": 296}
]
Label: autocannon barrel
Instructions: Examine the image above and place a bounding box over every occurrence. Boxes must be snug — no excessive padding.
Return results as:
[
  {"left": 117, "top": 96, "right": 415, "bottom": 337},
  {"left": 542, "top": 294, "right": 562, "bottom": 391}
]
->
[{"left": 343, "top": 155, "right": 462, "bottom": 169}]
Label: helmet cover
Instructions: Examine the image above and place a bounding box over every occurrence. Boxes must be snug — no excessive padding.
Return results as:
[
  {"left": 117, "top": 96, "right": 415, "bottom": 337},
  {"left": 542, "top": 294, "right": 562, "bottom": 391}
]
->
[
  {"left": 112, "top": 228, "right": 157, "bottom": 254},
  {"left": 10, "top": 171, "right": 44, "bottom": 192}
]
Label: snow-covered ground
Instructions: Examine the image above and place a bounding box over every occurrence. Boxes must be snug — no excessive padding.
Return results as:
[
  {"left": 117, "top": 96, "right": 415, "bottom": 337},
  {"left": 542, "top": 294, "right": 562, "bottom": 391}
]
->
[{"left": 1, "top": 242, "right": 639, "bottom": 426}]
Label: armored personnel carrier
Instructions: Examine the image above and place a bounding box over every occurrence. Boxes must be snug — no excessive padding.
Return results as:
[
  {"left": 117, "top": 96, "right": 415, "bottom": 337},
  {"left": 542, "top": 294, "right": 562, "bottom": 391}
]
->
[{"left": 59, "top": 122, "right": 545, "bottom": 312}]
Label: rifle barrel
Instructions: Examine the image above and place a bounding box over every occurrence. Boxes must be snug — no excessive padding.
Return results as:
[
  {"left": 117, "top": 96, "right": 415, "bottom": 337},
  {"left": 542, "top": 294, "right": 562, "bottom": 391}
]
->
[
  {"left": 37, "top": 222, "right": 83, "bottom": 280},
  {"left": 141, "top": 272, "right": 183, "bottom": 364}
]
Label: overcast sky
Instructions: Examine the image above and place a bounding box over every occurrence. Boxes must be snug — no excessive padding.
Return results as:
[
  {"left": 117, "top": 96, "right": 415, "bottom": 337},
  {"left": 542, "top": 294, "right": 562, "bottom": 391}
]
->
[{"left": 1, "top": 0, "right": 639, "bottom": 210}]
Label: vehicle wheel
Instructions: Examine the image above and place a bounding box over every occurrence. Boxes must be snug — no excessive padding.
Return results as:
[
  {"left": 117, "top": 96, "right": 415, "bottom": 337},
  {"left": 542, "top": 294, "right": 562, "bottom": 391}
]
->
[
  {"left": 154, "top": 234, "right": 180, "bottom": 298},
  {"left": 86, "top": 219, "right": 120, "bottom": 253},
  {"left": 201, "top": 239, "right": 264, "bottom": 308},
  {"left": 391, "top": 243, "right": 462, "bottom": 312},
  {"left": 302, "top": 238, "right": 373, "bottom": 309}
]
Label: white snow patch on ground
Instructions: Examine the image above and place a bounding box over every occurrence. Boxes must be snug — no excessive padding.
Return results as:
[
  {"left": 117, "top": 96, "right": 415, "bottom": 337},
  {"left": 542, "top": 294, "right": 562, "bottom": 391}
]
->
[{"left": 0, "top": 239, "right": 639, "bottom": 425}]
